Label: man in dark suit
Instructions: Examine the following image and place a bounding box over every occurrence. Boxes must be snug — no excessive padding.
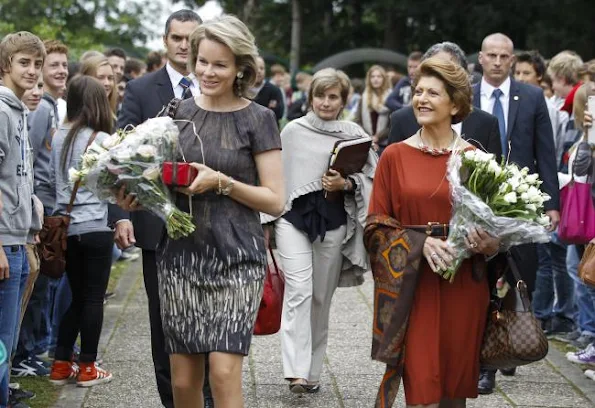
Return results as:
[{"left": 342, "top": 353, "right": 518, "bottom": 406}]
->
[
  {"left": 387, "top": 41, "right": 502, "bottom": 159},
  {"left": 252, "top": 56, "right": 284, "bottom": 123},
  {"left": 115, "top": 10, "right": 208, "bottom": 408},
  {"left": 475, "top": 33, "right": 559, "bottom": 394}
]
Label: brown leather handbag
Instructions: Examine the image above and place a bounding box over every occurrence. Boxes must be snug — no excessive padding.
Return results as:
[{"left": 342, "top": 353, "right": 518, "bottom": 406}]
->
[
  {"left": 579, "top": 243, "right": 595, "bottom": 287},
  {"left": 38, "top": 132, "right": 97, "bottom": 279},
  {"left": 480, "top": 252, "right": 549, "bottom": 370}
]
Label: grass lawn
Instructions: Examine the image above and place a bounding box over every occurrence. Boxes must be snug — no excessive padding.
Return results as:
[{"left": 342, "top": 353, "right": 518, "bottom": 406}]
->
[{"left": 13, "top": 377, "right": 60, "bottom": 408}]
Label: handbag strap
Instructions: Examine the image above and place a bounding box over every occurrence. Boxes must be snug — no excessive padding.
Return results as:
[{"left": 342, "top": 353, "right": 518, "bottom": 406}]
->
[
  {"left": 268, "top": 248, "right": 284, "bottom": 281},
  {"left": 66, "top": 131, "right": 98, "bottom": 215},
  {"left": 505, "top": 251, "right": 531, "bottom": 312}
]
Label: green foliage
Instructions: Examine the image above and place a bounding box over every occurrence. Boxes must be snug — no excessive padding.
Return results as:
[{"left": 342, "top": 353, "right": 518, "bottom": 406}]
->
[
  {"left": 182, "top": 0, "right": 595, "bottom": 73},
  {"left": 0, "top": 0, "right": 159, "bottom": 60}
]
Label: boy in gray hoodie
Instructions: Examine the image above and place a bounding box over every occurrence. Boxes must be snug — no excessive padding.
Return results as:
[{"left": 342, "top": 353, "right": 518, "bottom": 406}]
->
[
  {"left": 0, "top": 31, "right": 45, "bottom": 408},
  {"left": 13, "top": 40, "right": 69, "bottom": 378}
]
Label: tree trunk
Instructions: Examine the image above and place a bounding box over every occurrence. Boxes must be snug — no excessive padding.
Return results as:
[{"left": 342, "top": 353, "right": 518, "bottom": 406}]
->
[
  {"left": 289, "top": 0, "right": 302, "bottom": 74},
  {"left": 242, "top": 0, "right": 257, "bottom": 26}
]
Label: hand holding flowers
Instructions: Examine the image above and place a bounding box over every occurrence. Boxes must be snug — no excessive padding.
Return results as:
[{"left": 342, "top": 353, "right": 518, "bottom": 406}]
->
[
  {"left": 71, "top": 117, "right": 196, "bottom": 239},
  {"left": 437, "top": 149, "right": 551, "bottom": 282}
]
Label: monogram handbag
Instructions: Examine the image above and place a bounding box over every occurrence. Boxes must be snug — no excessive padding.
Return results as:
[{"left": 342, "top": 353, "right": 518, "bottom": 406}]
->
[
  {"left": 38, "top": 132, "right": 97, "bottom": 279},
  {"left": 579, "top": 243, "right": 595, "bottom": 287},
  {"left": 254, "top": 248, "right": 285, "bottom": 335},
  {"left": 480, "top": 252, "right": 549, "bottom": 370}
]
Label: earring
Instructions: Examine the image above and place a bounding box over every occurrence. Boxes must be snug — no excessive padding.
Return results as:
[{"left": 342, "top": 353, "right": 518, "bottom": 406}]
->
[{"left": 236, "top": 71, "right": 244, "bottom": 79}]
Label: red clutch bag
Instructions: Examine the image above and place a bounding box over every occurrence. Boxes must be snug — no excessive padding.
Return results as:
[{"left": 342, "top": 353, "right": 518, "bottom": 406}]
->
[{"left": 162, "top": 162, "right": 198, "bottom": 187}]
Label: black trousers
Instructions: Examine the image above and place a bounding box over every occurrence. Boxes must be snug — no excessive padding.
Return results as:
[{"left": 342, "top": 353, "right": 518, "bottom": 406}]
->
[
  {"left": 55, "top": 231, "right": 113, "bottom": 363},
  {"left": 142, "top": 250, "right": 212, "bottom": 408}
]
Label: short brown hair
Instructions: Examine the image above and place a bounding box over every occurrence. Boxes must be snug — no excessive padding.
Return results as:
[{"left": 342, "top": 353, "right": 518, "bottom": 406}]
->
[
  {"left": 270, "top": 63, "right": 286, "bottom": 76},
  {"left": 188, "top": 15, "right": 259, "bottom": 97},
  {"left": 412, "top": 57, "right": 472, "bottom": 124},
  {"left": 124, "top": 58, "right": 146, "bottom": 76},
  {"left": 43, "top": 40, "right": 68, "bottom": 57},
  {"left": 408, "top": 51, "right": 423, "bottom": 61},
  {"left": 0, "top": 32, "right": 46, "bottom": 76},
  {"left": 146, "top": 51, "right": 164, "bottom": 72},
  {"left": 308, "top": 68, "right": 351, "bottom": 113}
]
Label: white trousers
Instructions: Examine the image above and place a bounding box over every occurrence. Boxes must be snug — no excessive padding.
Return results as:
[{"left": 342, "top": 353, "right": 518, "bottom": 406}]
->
[{"left": 275, "top": 218, "right": 346, "bottom": 382}]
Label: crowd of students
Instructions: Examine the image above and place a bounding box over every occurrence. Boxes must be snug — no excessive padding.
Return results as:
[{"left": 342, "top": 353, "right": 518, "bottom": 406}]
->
[{"left": 0, "top": 8, "right": 595, "bottom": 408}]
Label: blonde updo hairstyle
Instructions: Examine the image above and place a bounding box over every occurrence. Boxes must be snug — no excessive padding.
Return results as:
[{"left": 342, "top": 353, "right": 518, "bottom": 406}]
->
[
  {"left": 412, "top": 57, "right": 472, "bottom": 124},
  {"left": 188, "top": 15, "right": 259, "bottom": 97},
  {"left": 307, "top": 68, "right": 351, "bottom": 117}
]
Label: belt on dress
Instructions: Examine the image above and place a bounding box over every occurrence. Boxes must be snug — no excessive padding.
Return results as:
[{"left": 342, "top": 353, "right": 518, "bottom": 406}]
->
[{"left": 404, "top": 222, "right": 450, "bottom": 238}]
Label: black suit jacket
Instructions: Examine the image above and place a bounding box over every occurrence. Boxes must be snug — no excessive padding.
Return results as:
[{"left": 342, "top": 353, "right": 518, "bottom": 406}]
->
[
  {"left": 472, "top": 79, "right": 559, "bottom": 212},
  {"left": 474, "top": 79, "right": 559, "bottom": 297},
  {"left": 115, "top": 66, "right": 176, "bottom": 250},
  {"left": 252, "top": 81, "right": 284, "bottom": 122},
  {"left": 387, "top": 106, "right": 502, "bottom": 158}
]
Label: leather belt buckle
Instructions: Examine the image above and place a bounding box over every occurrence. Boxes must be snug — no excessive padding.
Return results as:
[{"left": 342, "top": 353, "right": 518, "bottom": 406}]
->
[{"left": 426, "top": 222, "right": 440, "bottom": 236}]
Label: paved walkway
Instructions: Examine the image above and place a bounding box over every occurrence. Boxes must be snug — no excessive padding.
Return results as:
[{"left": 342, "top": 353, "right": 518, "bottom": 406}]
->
[{"left": 53, "top": 261, "right": 595, "bottom": 407}]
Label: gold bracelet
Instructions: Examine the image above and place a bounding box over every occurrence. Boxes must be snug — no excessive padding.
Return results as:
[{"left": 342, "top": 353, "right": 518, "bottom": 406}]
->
[{"left": 216, "top": 171, "right": 222, "bottom": 195}]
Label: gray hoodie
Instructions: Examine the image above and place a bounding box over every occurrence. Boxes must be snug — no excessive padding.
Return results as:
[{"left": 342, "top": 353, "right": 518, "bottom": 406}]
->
[
  {"left": 0, "top": 86, "right": 34, "bottom": 246},
  {"left": 50, "top": 125, "right": 110, "bottom": 236},
  {"left": 28, "top": 93, "right": 58, "bottom": 210}
]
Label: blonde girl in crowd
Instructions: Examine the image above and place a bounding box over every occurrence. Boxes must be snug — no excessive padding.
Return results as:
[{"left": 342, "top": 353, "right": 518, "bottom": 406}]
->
[
  {"left": 355, "top": 64, "right": 391, "bottom": 153},
  {"left": 80, "top": 55, "right": 118, "bottom": 121}
]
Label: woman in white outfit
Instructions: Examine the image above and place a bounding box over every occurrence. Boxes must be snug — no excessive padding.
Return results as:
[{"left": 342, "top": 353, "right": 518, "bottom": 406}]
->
[{"left": 263, "top": 68, "right": 376, "bottom": 394}]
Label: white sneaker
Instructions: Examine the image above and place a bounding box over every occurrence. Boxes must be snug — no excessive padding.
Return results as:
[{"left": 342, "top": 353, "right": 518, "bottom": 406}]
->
[
  {"left": 585, "top": 369, "right": 595, "bottom": 380},
  {"left": 567, "top": 344, "right": 595, "bottom": 365}
]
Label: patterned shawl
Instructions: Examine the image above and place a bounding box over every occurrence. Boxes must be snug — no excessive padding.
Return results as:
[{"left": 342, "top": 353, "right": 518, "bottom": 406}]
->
[{"left": 363, "top": 214, "right": 427, "bottom": 407}]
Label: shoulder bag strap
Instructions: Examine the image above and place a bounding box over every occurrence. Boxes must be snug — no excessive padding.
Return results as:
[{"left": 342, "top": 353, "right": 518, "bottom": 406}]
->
[
  {"left": 505, "top": 250, "right": 531, "bottom": 311},
  {"left": 66, "top": 131, "right": 98, "bottom": 215}
]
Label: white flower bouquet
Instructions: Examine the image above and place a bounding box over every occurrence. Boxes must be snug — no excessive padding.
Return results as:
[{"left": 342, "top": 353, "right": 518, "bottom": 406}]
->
[
  {"left": 441, "top": 149, "right": 551, "bottom": 282},
  {"left": 70, "top": 117, "right": 195, "bottom": 239}
]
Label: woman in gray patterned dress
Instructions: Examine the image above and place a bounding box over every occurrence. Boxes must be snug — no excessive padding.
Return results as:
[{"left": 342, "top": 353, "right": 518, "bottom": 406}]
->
[{"left": 129, "top": 15, "right": 284, "bottom": 407}]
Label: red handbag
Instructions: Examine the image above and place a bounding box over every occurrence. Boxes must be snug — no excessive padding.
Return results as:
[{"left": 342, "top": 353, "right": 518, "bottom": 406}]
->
[
  {"left": 558, "top": 177, "right": 595, "bottom": 244},
  {"left": 254, "top": 249, "right": 285, "bottom": 335}
]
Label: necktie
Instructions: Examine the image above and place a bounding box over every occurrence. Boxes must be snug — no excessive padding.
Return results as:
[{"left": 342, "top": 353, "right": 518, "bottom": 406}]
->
[
  {"left": 492, "top": 88, "right": 507, "bottom": 157},
  {"left": 179, "top": 77, "right": 193, "bottom": 100}
]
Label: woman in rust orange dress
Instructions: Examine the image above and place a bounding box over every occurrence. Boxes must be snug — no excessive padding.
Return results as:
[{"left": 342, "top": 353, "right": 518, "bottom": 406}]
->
[{"left": 368, "top": 57, "right": 501, "bottom": 407}]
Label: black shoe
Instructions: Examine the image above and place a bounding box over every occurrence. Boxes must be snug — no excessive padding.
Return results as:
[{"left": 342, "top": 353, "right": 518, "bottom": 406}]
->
[
  {"left": 548, "top": 316, "right": 575, "bottom": 336},
  {"left": 9, "top": 386, "right": 36, "bottom": 401},
  {"left": 304, "top": 382, "right": 320, "bottom": 393},
  {"left": 478, "top": 369, "right": 496, "bottom": 395},
  {"left": 500, "top": 367, "right": 516, "bottom": 376}
]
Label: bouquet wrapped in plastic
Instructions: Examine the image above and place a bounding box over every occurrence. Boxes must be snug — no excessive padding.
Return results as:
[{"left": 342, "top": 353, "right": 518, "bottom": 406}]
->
[
  {"left": 441, "top": 149, "right": 551, "bottom": 282},
  {"left": 69, "top": 117, "right": 195, "bottom": 239}
]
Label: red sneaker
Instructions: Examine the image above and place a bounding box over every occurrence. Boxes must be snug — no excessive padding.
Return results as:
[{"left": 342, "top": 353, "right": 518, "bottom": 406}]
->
[
  {"left": 49, "top": 360, "right": 79, "bottom": 385},
  {"left": 77, "top": 362, "right": 112, "bottom": 387}
]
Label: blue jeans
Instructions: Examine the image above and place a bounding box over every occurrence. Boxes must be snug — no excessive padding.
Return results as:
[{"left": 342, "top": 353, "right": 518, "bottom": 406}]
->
[
  {"left": 112, "top": 244, "right": 122, "bottom": 263},
  {"left": 17, "top": 273, "right": 52, "bottom": 358},
  {"left": 49, "top": 274, "right": 72, "bottom": 354},
  {"left": 567, "top": 245, "right": 595, "bottom": 336},
  {"left": 0, "top": 245, "right": 29, "bottom": 408},
  {"left": 533, "top": 236, "right": 576, "bottom": 321}
]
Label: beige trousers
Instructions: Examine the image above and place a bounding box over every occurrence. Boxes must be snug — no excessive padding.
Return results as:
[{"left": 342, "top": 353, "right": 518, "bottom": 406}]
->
[
  {"left": 275, "top": 218, "right": 346, "bottom": 382},
  {"left": 21, "top": 244, "right": 41, "bottom": 326}
]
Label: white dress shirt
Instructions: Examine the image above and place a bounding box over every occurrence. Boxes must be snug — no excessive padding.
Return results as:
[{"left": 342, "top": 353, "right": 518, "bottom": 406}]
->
[
  {"left": 166, "top": 62, "right": 200, "bottom": 99},
  {"left": 452, "top": 122, "right": 462, "bottom": 136},
  {"left": 480, "top": 76, "right": 511, "bottom": 132}
]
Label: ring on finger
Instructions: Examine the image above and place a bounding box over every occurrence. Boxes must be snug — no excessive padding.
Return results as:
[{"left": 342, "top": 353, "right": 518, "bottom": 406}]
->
[{"left": 470, "top": 242, "right": 478, "bottom": 248}]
